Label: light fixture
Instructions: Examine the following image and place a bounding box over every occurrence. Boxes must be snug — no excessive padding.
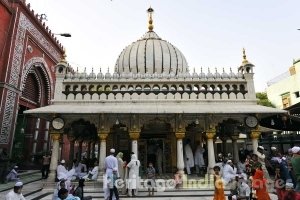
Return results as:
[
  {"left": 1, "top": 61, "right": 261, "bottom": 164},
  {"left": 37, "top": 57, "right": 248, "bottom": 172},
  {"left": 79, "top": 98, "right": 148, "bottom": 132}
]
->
[
  {"left": 271, "top": 119, "right": 275, "bottom": 126},
  {"left": 195, "top": 118, "right": 199, "bottom": 125},
  {"left": 215, "top": 137, "right": 222, "bottom": 144},
  {"left": 20, "top": 128, "right": 24, "bottom": 134},
  {"left": 115, "top": 118, "right": 119, "bottom": 125}
]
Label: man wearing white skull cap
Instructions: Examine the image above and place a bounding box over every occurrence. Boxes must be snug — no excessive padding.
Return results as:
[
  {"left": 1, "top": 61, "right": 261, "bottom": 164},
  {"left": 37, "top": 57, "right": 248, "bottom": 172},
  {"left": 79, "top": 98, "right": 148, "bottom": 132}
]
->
[
  {"left": 5, "top": 181, "right": 25, "bottom": 200},
  {"left": 104, "top": 147, "right": 118, "bottom": 199}
]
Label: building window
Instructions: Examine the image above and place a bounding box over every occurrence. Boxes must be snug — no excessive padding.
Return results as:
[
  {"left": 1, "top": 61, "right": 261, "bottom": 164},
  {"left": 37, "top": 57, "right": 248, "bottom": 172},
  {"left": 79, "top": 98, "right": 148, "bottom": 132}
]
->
[
  {"left": 295, "top": 91, "right": 300, "bottom": 98},
  {"left": 281, "top": 93, "right": 291, "bottom": 108}
]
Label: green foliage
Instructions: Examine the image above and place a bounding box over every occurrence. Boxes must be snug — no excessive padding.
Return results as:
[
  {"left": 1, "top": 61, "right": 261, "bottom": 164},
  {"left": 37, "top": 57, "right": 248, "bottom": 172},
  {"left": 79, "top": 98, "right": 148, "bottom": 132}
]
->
[{"left": 256, "top": 92, "right": 275, "bottom": 108}]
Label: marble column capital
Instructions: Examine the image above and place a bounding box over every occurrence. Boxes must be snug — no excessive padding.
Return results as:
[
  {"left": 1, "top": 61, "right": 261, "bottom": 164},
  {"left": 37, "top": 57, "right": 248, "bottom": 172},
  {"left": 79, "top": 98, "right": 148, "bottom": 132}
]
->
[
  {"left": 175, "top": 131, "right": 185, "bottom": 139},
  {"left": 129, "top": 130, "right": 140, "bottom": 140},
  {"left": 250, "top": 129, "right": 261, "bottom": 139},
  {"left": 98, "top": 132, "right": 109, "bottom": 142},
  {"left": 205, "top": 128, "right": 216, "bottom": 139},
  {"left": 51, "top": 133, "right": 60, "bottom": 141}
]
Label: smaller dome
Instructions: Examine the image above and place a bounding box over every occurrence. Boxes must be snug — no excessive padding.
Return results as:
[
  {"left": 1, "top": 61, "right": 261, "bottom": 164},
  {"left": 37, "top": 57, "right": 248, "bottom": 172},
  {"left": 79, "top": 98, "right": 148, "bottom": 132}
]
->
[
  {"left": 214, "top": 68, "right": 221, "bottom": 79},
  {"left": 113, "top": 71, "right": 119, "bottom": 79},
  {"left": 88, "top": 68, "right": 96, "bottom": 79},
  {"left": 206, "top": 68, "right": 214, "bottom": 79},
  {"left": 229, "top": 68, "right": 236, "bottom": 79},
  {"left": 79, "top": 68, "right": 87, "bottom": 79},
  {"left": 73, "top": 68, "right": 80, "bottom": 79},
  {"left": 192, "top": 68, "right": 198, "bottom": 79},
  {"left": 97, "top": 68, "right": 104, "bottom": 79},
  {"left": 221, "top": 68, "right": 229, "bottom": 79},
  {"left": 199, "top": 67, "right": 206, "bottom": 79}
]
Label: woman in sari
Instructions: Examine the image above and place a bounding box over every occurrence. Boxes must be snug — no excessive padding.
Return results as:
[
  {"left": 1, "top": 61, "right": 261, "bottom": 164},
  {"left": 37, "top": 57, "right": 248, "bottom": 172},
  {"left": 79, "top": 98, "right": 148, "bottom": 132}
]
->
[
  {"left": 213, "top": 165, "right": 226, "bottom": 200},
  {"left": 252, "top": 167, "right": 270, "bottom": 200}
]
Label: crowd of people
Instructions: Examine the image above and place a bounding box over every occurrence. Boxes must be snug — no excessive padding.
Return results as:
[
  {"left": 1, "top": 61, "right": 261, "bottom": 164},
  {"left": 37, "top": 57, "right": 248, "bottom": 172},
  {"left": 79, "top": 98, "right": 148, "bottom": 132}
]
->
[{"left": 213, "top": 145, "right": 300, "bottom": 200}]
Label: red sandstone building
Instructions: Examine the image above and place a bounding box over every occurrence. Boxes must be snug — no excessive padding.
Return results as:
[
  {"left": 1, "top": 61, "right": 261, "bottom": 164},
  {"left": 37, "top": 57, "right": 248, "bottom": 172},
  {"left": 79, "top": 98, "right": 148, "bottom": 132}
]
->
[{"left": 0, "top": 0, "right": 64, "bottom": 162}]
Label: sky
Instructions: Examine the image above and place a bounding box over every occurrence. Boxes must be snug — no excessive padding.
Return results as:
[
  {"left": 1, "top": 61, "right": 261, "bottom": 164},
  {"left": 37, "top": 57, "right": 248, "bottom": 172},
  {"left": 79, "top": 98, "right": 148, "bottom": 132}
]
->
[{"left": 26, "top": 0, "right": 300, "bottom": 92}]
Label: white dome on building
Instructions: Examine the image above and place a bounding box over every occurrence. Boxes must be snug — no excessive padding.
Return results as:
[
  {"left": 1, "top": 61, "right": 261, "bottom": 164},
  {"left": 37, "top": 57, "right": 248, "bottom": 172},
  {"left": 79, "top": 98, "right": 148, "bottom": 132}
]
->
[{"left": 114, "top": 8, "right": 188, "bottom": 75}]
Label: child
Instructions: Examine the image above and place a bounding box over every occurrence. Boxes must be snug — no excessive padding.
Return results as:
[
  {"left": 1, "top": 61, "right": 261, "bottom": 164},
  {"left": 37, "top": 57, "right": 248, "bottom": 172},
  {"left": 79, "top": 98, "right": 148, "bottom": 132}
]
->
[
  {"left": 107, "top": 167, "right": 119, "bottom": 200},
  {"left": 213, "top": 165, "right": 226, "bottom": 200},
  {"left": 146, "top": 162, "right": 156, "bottom": 196},
  {"left": 174, "top": 171, "right": 183, "bottom": 189}
]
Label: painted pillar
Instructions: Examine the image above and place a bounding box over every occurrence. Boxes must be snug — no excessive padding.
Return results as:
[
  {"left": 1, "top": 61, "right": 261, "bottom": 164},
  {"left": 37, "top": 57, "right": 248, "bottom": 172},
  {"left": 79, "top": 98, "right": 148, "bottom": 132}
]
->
[
  {"left": 129, "top": 130, "right": 140, "bottom": 159},
  {"left": 48, "top": 133, "right": 60, "bottom": 180},
  {"left": 175, "top": 131, "right": 185, "bottom": 174},
  {"left": 251, "top": 128, "right": 261, "bottom": 154},
  {"left": 67, "top": 134, "right": 75, "bottom": 166},
  {"left": 32, "top": 118, "right": 40, "bottom": 156},
  {"left": 43, "top": 121, "right": 50, "bottom": 151},
  {"left": 98, "top": 132, "right": 108, "bottom": 175},
  {"left": 206, "top": 128, "right": 216, "bottom": 174}
]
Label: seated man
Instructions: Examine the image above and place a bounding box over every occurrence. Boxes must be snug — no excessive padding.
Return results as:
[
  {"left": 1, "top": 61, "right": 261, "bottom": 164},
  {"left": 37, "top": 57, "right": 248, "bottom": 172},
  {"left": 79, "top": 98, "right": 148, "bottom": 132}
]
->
[
  {"left": 83, "top": 161, "right": 98, "bottom": 181},
  {"left": 74, "top": 160, "right": 87, "bottom": 179},
  {"left": 6, "top": 166, "right": 19, "bottom": 182},
  {"left": 57, "top": 160, "right": 75, "bottom": 181}
]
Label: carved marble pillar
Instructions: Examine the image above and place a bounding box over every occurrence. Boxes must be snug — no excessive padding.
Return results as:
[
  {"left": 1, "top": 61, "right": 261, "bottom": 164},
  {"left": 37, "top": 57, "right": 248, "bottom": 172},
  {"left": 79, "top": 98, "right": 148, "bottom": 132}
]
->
[
  {"left": 98, "top": 131, "right": 108, "bottom": 175},
  {"left": 206, "top": 128, "right": 216, "bottom": 174},
  {"left": 250, "top": 128, "right": 261, "bottom": 154},
  {"left": 49, "top": 133, "right": 60, "bottom": 180},
  {"left": 129, "top": 130, "right": 140, "bottom": 159},
  {"left": 175, "top": 131, "right": 185, "bottom": 174}
]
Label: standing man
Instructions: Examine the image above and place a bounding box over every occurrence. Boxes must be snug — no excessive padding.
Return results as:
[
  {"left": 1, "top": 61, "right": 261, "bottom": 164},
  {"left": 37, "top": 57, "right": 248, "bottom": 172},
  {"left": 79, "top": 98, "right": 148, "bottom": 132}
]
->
[
  {"left": 5, "top": 181, "right": 26, "bottom": 200},
  {"left": 184, "top": 139, "right": 194, "bottom": 175},
  {"left": 104, "top": 148, "right": 118, "bottom": 200},
  {"left": 41, "top": 152, "right": 51, "bottom": 179},
  {"left": 194, "top": 141, "right": 205, "bottom": 175}
]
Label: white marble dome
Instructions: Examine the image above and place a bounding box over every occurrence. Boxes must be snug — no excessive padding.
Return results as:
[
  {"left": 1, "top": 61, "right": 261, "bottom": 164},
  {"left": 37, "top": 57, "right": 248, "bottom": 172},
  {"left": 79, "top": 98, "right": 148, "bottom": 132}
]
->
[{"left": 115, "top": 31, "right": 188, "bottom": 75}]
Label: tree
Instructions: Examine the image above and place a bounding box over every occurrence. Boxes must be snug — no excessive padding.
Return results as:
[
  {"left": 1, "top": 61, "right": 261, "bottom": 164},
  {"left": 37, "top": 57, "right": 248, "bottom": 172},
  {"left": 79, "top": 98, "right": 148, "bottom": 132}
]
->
[{"left": 256, "top": 92, "right": 275, "bottom": 108}]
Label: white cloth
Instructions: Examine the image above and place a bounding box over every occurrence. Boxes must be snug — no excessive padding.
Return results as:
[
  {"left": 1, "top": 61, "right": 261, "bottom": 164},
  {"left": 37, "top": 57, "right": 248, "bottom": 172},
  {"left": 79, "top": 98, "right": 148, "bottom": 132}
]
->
[
  {"left": 127, "top": 154, "right": 140, "bottom": 190},
  {"left": 56, "top": 164, "right": 75, "bottom": 181},
  {"left": 83, "top": 166, "right": 99, "bottom": 180},
  {"left": 5, "top": 190, "right": 26, "bottom": 200},
  {"left": 184, "top": 143, "right": 194, "bottom": 174},
  {"left": 156, "top": 147, "right": 163, "bottom": 174},
  {"left": 194, "top": 145, "right": 205, "bottom": 167},
  {"left": 222, "top": 163, "right": 236, "bottom": 185},
  {"left": 6, "top": 169, "right": 19, "bottom": 182}
]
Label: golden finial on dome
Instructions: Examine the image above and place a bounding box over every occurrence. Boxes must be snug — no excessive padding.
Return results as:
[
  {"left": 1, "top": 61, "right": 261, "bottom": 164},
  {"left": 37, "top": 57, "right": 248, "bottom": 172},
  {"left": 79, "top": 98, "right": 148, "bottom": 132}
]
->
[
  {"left": 242, "top": 48, "right": 249, "bottom": 65},
  {"left": 147, "top": 7, "right": 154, "bottom": 31}
]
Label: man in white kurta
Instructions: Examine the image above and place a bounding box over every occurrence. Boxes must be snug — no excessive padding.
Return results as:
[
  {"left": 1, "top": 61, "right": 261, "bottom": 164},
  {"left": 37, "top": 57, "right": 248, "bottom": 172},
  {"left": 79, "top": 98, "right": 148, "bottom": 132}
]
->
[
  {"left": 127, "top": 154, "right": 140, "bottom": 196},
  {"left": 5, "top": 181, "right": 25, "bottom": 200},
  {"left": 184, "top": 139, "right": 194, "bottom": 175},
  {"left": 56, "top": 160, "right": 75, "bottom": 181},
  {"left": 194, "top": 142, "right": 205, "bottom": 174},
  {"left": 104, "top": 148, "right": 118, "bottom": 200},
  {"left": 222, "top": 160, "right": 236, "bottom": 185}
]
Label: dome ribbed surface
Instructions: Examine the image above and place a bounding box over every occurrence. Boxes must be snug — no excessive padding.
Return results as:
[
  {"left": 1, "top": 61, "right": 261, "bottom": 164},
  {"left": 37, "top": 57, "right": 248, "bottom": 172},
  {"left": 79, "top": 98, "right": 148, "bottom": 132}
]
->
[{"left": 115, "top": 31, "right": 188, "bottom": 75}]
